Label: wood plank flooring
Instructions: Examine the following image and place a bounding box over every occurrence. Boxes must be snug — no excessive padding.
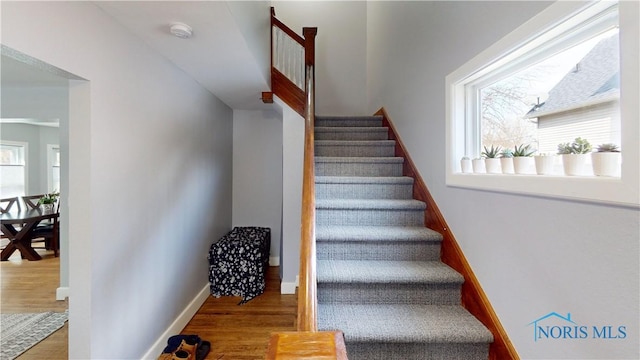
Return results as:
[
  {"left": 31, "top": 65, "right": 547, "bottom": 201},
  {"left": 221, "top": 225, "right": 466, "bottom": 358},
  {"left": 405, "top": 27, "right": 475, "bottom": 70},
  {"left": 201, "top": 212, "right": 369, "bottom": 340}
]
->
[
  {"left": 180, "top": 267, "right": 298, "bottom": 360},
  {"left": 0, "top": 249, "right": 68, "bottom": 360},
  {"left": 1, "top": 249, "right": 297, "bottom": 360}
]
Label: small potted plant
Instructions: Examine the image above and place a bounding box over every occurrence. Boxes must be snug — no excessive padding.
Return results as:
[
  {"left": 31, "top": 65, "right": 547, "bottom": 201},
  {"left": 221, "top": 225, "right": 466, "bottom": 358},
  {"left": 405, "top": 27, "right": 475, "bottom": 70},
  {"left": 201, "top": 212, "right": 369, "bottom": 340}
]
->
[
  {"left": 558, "top": 137, "right": 591, "bottom": 176},
  {"left": 38, "top": 191, "right": 59, "bottom": 212},
  {"left": 512, "top": 144, "right": 535, "bottom": 174},
  {"left": 592, "top": 143, "right": 620, "bottom": 177},
  {"left": 460, "top": 156, "right": 473, "bottom": 173},
  {"left": 472, "top": 157, "right": 486, "bottom": 173},
  {"left": 534, "top": 153, "right": 556, "bottom": 175},
  {"left": 500, "top": 148, "right": 514, "bottom": 174},
  {"left": 482, "top": 145, "right": 502, "bottom": 174}
]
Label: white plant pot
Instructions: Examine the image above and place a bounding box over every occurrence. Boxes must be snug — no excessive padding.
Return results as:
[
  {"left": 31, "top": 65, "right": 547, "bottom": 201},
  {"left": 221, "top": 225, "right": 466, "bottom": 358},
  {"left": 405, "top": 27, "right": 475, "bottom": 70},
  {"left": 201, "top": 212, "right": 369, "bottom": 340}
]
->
[
  {"left": 500, "top": 157, "right": 514, "bottom": 174},
  {"left": 561, "top": 154, "right": 589, "bottom": 176},
  {"left": 472, "top": 159, "right": 486, "bottom": 173},
  {"left": 484, "top": 158, "right": 501, "bottom": 174},
  {"left": 592, "top": 152, "right": 621, "bottom": 177},
  {"left": 460, "top": 159, "right": 473, "bottom": 173},
  {"left": 534, "top": 155, "right": 556, "bottom": 175},
  {"left": 513, "top": 157, "right": 535, "bottom": 174}
]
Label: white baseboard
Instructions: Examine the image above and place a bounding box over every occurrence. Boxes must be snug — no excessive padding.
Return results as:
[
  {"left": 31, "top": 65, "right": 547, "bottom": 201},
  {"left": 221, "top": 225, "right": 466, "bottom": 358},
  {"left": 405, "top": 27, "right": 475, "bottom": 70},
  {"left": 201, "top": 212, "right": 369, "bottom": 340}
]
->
[
  {"left": 141, "top": 283, "right": 210, "bottom": 359},
  {"left": 56, "top": 286, "right": 69, "bottom": 300},
  {"left": 269, "top": 256, "right": 279, "bottom": 266},
  {"left": 280, "top": 275, "right": 299, "bottom": 295}
]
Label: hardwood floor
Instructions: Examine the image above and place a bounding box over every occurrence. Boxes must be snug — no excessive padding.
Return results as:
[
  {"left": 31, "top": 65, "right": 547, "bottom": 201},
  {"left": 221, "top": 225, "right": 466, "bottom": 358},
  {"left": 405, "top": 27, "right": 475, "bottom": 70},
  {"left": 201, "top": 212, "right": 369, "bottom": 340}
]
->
[
  {"left": 180, "top": 267, "right": 298, "bottom": 360},
  {"left": 0, "top": 249, "right": 68, "bottom": 360},
  {"left": 1, "top": 250, "right": 296, "bottom": 360}
]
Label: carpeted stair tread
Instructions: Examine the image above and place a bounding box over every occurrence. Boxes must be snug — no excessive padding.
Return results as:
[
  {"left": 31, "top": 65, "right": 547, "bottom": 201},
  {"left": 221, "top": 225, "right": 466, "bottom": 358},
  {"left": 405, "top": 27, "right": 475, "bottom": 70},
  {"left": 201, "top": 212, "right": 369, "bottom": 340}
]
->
[
  {"left": 317, "top": 260, "right": 463, "bottom": 284},
  {"left": 316, "top": 115, "right": 383, "bottom": 127},
  {"left": 315, "top": 127, "right": 389, "bottom": 141},
  {"left": 315, "top": 156, "right": 404, "bottom": 163},
  {"left": 314, "top": 113, "right": 492, "bottom": 358},
  {"left": 315, "top": 140, "right": 396, "bottom": 146},
  {"left": 316, "top": 176, "right": 413, "bottom": 185},
  {"left": 318, "top": 304, "right": 494, "bottom": 344},
  {"left": 317, "top": 198, "right": 426, "bottom": 210},
  {"left": 315, "top": 140, "right": 396, "bottom": 157},
  {"left": 316, "top": 225, "right": 441, "bottom": 242}
]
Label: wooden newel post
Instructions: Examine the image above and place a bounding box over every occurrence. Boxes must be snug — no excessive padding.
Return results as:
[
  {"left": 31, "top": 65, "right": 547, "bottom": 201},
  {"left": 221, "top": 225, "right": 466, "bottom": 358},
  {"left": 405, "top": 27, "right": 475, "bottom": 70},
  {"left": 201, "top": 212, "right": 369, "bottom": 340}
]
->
[{"left": 303, "top": 27, "right": 317, "bottom": 67}]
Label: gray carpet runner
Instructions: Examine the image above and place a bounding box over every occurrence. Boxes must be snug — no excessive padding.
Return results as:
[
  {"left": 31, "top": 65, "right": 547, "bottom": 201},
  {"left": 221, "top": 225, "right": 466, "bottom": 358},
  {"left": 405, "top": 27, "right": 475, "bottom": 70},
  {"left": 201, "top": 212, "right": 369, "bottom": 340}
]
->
[{"left": 315, "top": 115, "right": 493, "bottom": 359}]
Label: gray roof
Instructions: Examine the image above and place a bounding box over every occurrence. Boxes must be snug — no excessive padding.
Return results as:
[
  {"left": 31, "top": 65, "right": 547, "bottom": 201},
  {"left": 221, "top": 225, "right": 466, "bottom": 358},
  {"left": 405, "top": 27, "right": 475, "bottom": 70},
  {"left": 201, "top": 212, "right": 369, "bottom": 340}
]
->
[{"left": 525, "top": 34, "right": 619, "bottom": 118}]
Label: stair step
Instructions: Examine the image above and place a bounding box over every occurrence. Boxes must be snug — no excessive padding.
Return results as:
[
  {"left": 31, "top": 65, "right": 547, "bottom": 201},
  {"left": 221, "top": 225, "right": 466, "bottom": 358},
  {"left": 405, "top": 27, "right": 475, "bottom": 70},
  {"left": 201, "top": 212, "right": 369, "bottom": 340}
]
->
[
  {"left": 313, "top": 113, "right": 492, "bottom": 359},
  {"left": 315, "top": 115, "right": 383, "bottom": 127},
  {"left": 315, "top": 126, "right": 389, "bottom": 141},
  {"left": 318, "top": 304, "right": 493, "bottom": 359},
  {"left": 315, "top": 140, "right": 396, "bottom": 157},
  {"left": 316, "top": 176, "right": 414, "bottom": 199},
  {"left": 316, "top": 199, "right": 425, "bottom": 226},
  {"left": 316, "top": 225, "right": 442, "bottom": 261},
  {"left": 315, "top": 156, "right": 403, "bottom": 177},
  {"left": 317, "top": 260, "right": 463, "bottom": 304}
]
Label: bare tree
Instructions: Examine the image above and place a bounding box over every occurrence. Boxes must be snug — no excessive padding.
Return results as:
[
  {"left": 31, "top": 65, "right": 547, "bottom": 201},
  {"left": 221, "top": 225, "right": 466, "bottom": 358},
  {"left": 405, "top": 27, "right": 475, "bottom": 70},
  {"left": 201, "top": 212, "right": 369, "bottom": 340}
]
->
[{"left": 480, "top": 72, "right": 542, "bottom": 151}]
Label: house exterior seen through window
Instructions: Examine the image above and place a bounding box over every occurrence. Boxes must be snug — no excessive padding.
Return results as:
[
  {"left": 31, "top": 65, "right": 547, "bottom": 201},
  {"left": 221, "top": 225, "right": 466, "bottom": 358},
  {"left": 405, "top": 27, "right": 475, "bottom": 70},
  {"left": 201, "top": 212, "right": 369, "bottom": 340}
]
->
[
  {"left": 446, "top": 0, "right": 638, "bottom": 206},
  {"left": 480, "top": 29, "right": 620, "bottom": 156}
]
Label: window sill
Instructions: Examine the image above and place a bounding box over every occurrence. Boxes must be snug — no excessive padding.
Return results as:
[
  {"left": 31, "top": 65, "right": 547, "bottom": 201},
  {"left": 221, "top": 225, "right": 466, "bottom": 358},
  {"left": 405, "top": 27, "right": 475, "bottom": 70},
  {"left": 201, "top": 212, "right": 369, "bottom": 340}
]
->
[{"left": 447, "top": 172, "right": 639, "bottom": 207}]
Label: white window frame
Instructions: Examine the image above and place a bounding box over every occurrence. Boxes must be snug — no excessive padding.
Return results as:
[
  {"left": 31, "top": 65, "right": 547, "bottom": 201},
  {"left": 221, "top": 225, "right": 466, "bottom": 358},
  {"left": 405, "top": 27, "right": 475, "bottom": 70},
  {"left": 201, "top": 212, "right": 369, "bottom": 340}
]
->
[
  {"left": 445, "top": 1, "right": 639, "bottom": 207},
  {"left": 47, "top": 144, "right": 60, "bottom": 193},
  {"left": 0, "top": 140, "right": 29, "bottom": 197}
]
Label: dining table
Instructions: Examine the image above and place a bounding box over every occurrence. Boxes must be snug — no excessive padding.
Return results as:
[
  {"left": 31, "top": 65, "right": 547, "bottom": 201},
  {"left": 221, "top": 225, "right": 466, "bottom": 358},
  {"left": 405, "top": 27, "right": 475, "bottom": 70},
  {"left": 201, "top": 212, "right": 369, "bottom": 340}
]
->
[{"left": 1, "top": 208, "right": 59, "bottom": 261}]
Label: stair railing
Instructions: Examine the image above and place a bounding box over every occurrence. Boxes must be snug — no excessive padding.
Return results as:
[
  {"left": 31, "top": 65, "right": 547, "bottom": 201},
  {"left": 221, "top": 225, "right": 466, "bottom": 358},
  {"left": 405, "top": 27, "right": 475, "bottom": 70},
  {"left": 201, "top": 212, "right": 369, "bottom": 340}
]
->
[{"left": 270, "top": 8, "right": 318, "bottom": 332}]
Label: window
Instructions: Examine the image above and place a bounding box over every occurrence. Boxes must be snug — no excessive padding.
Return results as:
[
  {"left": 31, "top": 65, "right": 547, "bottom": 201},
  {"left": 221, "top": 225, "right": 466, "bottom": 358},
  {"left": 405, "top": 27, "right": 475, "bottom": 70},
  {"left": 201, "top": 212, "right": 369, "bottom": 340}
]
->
[
  {"left": 446, "top": 1, "right": 639, "bottom": 206},
  {"left": 47, "top": 144, "right": 60, "bottom": 193},
  {"left": 0, "top": 142, "right": 28, "bottom": 198},
  {"left": 479, "top": 28, "right": 619, "bottom": 155}
]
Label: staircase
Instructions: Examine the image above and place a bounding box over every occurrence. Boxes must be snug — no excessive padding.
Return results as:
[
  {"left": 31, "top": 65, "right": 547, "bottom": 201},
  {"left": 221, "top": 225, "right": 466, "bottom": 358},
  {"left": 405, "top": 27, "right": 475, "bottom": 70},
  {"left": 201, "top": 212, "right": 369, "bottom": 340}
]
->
[{"left": 314, "top": 115, "right": 493, "bottom": 359}]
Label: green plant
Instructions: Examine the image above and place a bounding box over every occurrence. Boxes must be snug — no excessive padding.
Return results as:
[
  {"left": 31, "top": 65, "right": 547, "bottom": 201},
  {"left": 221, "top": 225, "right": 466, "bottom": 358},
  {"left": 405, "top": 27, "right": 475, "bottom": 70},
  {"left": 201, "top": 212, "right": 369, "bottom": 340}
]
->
[
  {"left": 557, "top": 137, "right": 592, "bottom": 154},
  {"left": 461, "top": 156, "right": 470, "bottom": 160},
  {"left": 38, "top": 191, "right": 59, "bottom": 205},
  {"left": 512, "top": 144, "right": 534, "bottom": 157},
  {"left": 482, "top": 145, "right": 502, "bottom": 159},
  {"left": 500, "top": 148, "right": 513, "bottom": 158},
  {"left": 596, "top": 143, "right": 620, "bottom": 152}
]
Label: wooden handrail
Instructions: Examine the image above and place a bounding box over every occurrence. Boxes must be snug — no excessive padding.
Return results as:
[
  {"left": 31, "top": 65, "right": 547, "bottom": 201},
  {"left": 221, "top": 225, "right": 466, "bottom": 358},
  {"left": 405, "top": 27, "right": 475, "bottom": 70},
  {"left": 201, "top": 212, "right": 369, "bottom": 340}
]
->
[
  {"left": 297, "top": 26, "right": 318, "bottom": 332},
  {"left": 273, "top": 17, "right": 305, "bottom": 45},
  {"left": 270, "top": 8, "right": 315, "bottom": 117},
  {"left": 297, "top": 63, "right": 316, "bottom": 332},
  {"left": 269, "top": 7, "right": 319, "bottom": 333}
]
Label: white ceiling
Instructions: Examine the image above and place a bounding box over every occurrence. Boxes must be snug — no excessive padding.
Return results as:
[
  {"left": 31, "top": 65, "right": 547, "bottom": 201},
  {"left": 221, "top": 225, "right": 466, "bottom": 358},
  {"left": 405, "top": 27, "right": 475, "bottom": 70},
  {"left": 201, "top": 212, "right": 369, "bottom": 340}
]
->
[
  {"left": 95, "top": 1, "right": 272, "bottom": 110},
  {"left": 1, "top": 2, "right": 271, "bottom": 110}
]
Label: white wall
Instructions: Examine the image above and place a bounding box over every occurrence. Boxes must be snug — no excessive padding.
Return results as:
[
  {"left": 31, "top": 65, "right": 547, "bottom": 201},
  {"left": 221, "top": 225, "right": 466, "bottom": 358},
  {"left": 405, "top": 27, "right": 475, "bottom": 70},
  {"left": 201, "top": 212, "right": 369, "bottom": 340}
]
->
[
  {"left": 232, "top": 109, "right": 283, "bottom": 263},
  {"left": 272, "top": 1, "right": 367, "bottom": 116},
  {"left": 226, "top": 1, "right": 271, "bottom": 87},
  {"left": 2, "top": 2, "right": 233, "bottom": 359},
  {"left": 277, "top": 96, "right": 305, "bottom": 292},
  {"left": 366, "top": 1, "right": 639, "bottom": 359},
  {"left": 231, "top": 101, "right": 304, "bottom": 294},
  {"left": 1, "top": 85, "right": 68, "bottom": 121}
]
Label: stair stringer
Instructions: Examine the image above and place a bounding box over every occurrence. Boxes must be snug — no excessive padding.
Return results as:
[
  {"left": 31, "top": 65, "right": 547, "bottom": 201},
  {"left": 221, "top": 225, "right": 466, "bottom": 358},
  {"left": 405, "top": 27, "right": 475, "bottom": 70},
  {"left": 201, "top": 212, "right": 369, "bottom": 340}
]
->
[{"left": 376, "top": 107, "right": 519, "bottom": 360}]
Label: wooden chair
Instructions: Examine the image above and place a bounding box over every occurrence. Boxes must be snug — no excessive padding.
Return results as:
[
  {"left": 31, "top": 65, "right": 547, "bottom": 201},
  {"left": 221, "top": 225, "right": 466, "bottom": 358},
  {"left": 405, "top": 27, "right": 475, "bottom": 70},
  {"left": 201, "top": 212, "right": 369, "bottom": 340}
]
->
[
  {"left": 1, "top": 197, "right": 22, "bottom": 248},
  {"left": 22, "top": 194, "right": 45, "bottom": 210},
  {"left": 22, "top": 194, "right": 60, "bottom": 257},
  {"left": 1, "top": 196, "right": 21, "bottom": 213}
]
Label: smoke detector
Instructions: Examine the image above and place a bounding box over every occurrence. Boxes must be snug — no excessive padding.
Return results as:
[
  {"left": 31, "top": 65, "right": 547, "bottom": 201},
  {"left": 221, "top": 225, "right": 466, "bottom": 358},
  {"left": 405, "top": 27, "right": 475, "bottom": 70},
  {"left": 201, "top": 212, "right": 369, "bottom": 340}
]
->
[{"left": 170, "top": 23, "right": 193, "bottom": 39}]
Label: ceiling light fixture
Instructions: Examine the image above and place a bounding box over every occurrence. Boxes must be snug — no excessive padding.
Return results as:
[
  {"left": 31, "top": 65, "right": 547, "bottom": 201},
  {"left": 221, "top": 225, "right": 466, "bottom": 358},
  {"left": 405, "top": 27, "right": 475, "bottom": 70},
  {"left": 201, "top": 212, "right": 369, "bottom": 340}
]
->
[{"left": 169, "top": 23, "right": 193, "bottom": 39}]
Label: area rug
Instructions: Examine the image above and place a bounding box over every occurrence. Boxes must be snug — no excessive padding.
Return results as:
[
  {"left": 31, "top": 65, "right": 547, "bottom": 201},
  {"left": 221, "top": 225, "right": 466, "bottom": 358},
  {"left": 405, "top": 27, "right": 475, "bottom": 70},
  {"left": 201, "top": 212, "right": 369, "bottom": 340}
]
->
[{"left": 1, "top": 310, "right": 68, "bottom": 360}]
